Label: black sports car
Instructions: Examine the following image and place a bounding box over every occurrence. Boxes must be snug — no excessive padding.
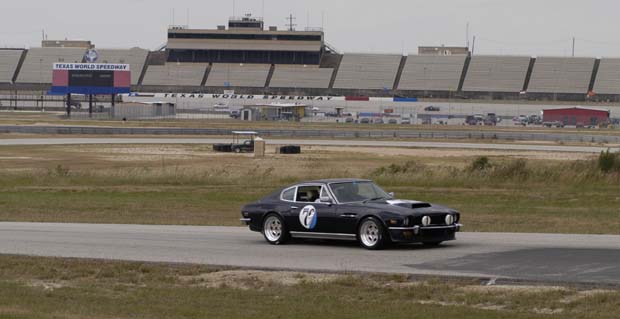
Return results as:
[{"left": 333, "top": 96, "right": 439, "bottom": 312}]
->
[{"left": 241, "top": 179, "right": 462, "bottom": 250}]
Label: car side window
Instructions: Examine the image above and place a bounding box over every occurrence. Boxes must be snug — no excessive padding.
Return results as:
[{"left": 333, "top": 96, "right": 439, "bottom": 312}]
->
[
  {"left": 281, "top": 187, "right": 296, "bottom": 202},
  {"left": 296, "top": 186, "right": 321, "bottom": 203}
]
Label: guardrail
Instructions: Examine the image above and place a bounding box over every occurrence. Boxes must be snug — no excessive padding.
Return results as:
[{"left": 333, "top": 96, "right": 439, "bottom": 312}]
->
[{"left": 1, "top": 125, "right": 619, "bottom": 144}]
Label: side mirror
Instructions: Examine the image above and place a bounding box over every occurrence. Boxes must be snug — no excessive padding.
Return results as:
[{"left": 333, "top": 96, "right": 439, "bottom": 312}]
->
[
  {"left": 388, "top": 192, "right": 395, "bottom": 198},
  {"left": 320, "top": 196, "right": 333, "bottom": 204}
]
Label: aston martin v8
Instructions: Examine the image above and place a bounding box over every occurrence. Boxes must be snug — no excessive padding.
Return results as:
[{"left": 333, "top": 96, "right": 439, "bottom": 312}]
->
[{"left": 240, "top": 179, "right": 462, "bottom": 250}]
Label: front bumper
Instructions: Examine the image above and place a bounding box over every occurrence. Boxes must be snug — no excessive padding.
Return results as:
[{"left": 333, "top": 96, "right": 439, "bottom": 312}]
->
[{"left": 388, "top": 224, "right": 463, "bottom": 243}]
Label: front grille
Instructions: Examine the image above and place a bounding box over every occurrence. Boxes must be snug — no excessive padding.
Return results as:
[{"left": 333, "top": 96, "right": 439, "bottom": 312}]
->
[{"left": 412, "top": 214, "right": 450, "bottom": 226}]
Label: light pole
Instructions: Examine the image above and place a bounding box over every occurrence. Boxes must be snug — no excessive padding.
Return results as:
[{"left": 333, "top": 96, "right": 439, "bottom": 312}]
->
[{"left": 39, "top": 58, "right": 43, "bottom": 111}]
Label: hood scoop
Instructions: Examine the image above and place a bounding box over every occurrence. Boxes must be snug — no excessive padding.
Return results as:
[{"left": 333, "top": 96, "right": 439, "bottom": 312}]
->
[{"left": 387, "top": 200, "right": 432, "bottom": 209}]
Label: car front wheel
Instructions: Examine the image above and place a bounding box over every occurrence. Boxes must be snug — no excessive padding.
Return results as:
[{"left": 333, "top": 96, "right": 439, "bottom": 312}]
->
[
  {"left": 358, "top": 217, "right": 386, "bottom": 250},
  {"left": 262, "top": 214, "right": 289, "bottom": 245}
]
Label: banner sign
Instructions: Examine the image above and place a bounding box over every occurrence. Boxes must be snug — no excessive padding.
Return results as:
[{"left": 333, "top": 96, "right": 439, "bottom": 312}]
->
[
  {"left": 126, "top": 93, "right": 420, "bottom": 103},
  {"left": 53, "top": 63, "right": 130, "bottom": 71}
]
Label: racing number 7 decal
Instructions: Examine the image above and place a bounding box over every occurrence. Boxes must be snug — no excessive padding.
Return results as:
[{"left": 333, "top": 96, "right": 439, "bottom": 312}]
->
[{"left": 299, "top": 205, "right": 318, "bottom": 230}]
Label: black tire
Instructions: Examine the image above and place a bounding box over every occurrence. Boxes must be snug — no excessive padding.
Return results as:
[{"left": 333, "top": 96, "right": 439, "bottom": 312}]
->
[
  {"left": 262, "top": 214, "right": 290, "bottom": 245},
  {"left": 234, "top": 147, "right": 242, "bottom": 153},
  {"left": 357, "top": 217, "right": 387, "bottom": 250},
  {"left": 422, "top": 241, "right": 443, "bottom": 247}
]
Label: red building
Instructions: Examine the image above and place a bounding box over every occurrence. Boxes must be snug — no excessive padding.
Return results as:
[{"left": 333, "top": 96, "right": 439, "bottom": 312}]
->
[{"left": 542, "top": 107, "right": 610, "bottom": 126}]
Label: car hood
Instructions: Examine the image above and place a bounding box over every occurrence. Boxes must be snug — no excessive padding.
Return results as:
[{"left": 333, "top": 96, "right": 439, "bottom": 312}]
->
[{"left": 359, "top": 199, "right": 456, "bottom": 215}]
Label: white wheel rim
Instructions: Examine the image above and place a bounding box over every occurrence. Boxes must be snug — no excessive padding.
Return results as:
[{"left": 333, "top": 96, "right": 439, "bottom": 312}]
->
[
  {"left": 264, "top": 216, "right": 282, "bottom": 242},
  {"left": 360, "top": 220, "right": 380, "bottom": 247}
]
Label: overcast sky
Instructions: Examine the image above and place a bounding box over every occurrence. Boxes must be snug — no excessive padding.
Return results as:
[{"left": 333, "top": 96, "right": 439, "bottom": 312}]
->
[{"left": 2, "top": 0, "right": 620, "bottom": 57}]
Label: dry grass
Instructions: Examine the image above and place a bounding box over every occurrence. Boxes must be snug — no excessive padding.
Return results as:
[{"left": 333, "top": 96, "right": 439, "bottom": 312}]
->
[
  {"left": 0, "top": 255, "right": 618, "bottom": 319},
  {"left": 0, "top": 143, "right": 619, "bottom": 233}
]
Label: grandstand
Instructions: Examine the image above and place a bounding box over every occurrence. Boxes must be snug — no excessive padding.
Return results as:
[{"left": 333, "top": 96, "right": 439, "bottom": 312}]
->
[
  {"left": 527, "top": 57, "right": 595, "bottom": 94},
  {"left": 16, "top": 48, "right": 86, "bottom": 84},
  {"left": 333, "top": 54, "right": 401, "bottom": 90},
  {"left": 463, "top": 56, "right": 531, "bottom": 93},
  {"left": 96, "top": 48, "right": 149, "bottom": 85},
  {"left": 0, "top": 50, "right": 23, "bottom": 83},
  {"left": 5, "top": 16, "right": 620, "bottom": 103},
  {"left": 269, "top": 65, "right": 333, "bottom": 89},
  {"left": 206, "top": 63, "right": 270, "bottom": 87},
  {"left": 142, "top": 63, "right": 208, "bottom": 87},
  {"left": 593, "top": 58, "right": 620, "bottom": 95},
  {"left": 398, "top": 55, "right": 466, "bottom": 91}
]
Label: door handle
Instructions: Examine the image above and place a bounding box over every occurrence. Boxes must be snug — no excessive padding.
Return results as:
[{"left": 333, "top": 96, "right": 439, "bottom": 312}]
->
[
  {"left": 340, "top": 213, "right": 357, "bottom": 218},
  {"left": 291, "top": 206, "right": 300, "bottom": 209}
]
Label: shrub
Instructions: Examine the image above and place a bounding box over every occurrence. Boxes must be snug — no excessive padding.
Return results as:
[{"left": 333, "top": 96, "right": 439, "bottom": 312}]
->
[
  {"left": 470, "top": 156, "right": 491, "bottom": 171},
  {"left": 494, "top": 159, "right": 530, "bottom": 179},
  {"left": 598, "top": 150, "right": 619, "bottom": 173},
  {"left": 372, "top": 161, "right": 426, "bottom": 176}
]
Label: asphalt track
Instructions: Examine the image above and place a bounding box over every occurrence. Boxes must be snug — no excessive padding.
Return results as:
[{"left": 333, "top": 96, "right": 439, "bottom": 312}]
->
[
  {"left": 1, "top": 223, "right": 618, "bottom": 286},
  {"left": 0, "top": 137, "right": 618, "bottom": 153}
]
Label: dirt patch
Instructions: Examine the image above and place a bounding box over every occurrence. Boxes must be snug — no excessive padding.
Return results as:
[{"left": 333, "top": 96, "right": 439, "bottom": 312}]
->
[
  {"left": 309, "top": 146, "right": 593, "bottom": 161},
  {"left": 418, "top": 300, "right": 509, "bottom": 312},
  {"left": 178, "top": 270, "right": 341, "bottom": 290},
  {"left": 460, "top": 285, "right": 568, "bottom": 294},
  {"left": 26, "top": 280, "right": 69, "bottom": 291},
  {"left": 559, "top": 289, "right": 616, "bottom": 304}
]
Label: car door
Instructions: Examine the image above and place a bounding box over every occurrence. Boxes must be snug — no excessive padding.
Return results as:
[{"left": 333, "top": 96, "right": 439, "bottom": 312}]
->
[
  {"left": 333, "top": 202, "right": 361, "bottom": 235},
  {"left": 286, "top": 185, "right": 338, "bottom": 234}
]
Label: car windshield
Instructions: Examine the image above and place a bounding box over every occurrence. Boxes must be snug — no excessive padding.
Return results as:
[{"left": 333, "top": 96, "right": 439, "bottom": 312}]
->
[{"left": 329, "top": 181, "right": 391, "bottom": 203}]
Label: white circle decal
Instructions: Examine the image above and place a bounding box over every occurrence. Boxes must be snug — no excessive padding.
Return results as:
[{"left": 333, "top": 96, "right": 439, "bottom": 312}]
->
[
  {"left": 84, "top": 49, "right": 99, "bottom": 63},
  {"left": 299, "top": 205, "right": 318, "bottom": 230}
]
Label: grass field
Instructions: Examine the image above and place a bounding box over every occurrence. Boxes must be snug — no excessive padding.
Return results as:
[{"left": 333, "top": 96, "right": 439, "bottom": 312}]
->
[
  {"left": 0, "top": 255, "right": 618, "bottom": 319},
  {"left": 0, "top": 143, "right": 619, "bottom": 234}
]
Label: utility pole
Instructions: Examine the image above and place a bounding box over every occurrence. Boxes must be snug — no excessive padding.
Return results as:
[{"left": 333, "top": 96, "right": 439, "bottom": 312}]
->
[
  {"left": 471, "top": 36, "right": 476, "bottom": 55},
  {"left": 286, "top": 14, "right": 296, "bottom": 31},
  {"left": 466, "top": 22, "right": 470, "bottom": 49},
  {"left": 572, "top": 37, "right": 575, "bottom": 57}
]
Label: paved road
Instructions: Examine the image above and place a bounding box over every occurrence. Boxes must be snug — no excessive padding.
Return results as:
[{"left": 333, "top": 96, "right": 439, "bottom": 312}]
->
[
  {"left": 0, "top": 137, "right": 617, "bottom": 153},
  {"left": 1, "top": 223, "right": 618, "bottom": 285}
]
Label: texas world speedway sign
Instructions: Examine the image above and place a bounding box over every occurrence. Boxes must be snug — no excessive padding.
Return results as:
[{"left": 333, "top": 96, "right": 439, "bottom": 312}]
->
[{"left": 126, "top": 92, "right": 418, "bottom": 103}]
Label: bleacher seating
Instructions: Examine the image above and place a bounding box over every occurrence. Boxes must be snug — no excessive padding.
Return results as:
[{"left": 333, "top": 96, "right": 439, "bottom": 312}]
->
[
  {"left": 592, "top": 58, "right": 620, "bottom": 95},
  {"left": 142, "top": 63, "right": 207, "bottom": 86},
  {"left": 206, "top": 63, "right": 270, "bottom": 87},
  {"left": 0, "top": 49, "right": 23, "bottom": 83},
  {"left": 398, "top": 55, "right": 466, "bottom": 91},
  {"left": 16, "top": 48, "right": 85, "bottom": 83},
  {"left": 333, "top": 54, "right": 401, "bottom": 90},
  {"left": 269, "top": 65, "right": 333, "bottom": 89},
  {"left": 463, "top": 56, "right": 531, "bottom": 92},
  {"left": 527, "top": 57, "right": 595, "bottom": 94},
  {"left": 96, "top": 48, "right": 148, "bottom": 85}
]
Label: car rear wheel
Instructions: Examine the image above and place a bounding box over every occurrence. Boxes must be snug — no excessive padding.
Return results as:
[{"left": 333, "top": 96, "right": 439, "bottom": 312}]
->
[
  {"left": 234, "top": 147, "right": 242, "bottom": 153},
  {"left": 358, "top": 217, "right": 386, "bottom": 250},
  {"left": 262, "top": 214, "right": 289, "bottom": 245}
]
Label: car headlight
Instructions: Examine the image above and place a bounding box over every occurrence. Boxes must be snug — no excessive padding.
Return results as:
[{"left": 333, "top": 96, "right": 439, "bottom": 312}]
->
[
  {"left": 422, "top": 216, "right": 431, "bottom": 227},
  {"left": 445, "top": 214, "right": 454, "bottom": 225}
]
